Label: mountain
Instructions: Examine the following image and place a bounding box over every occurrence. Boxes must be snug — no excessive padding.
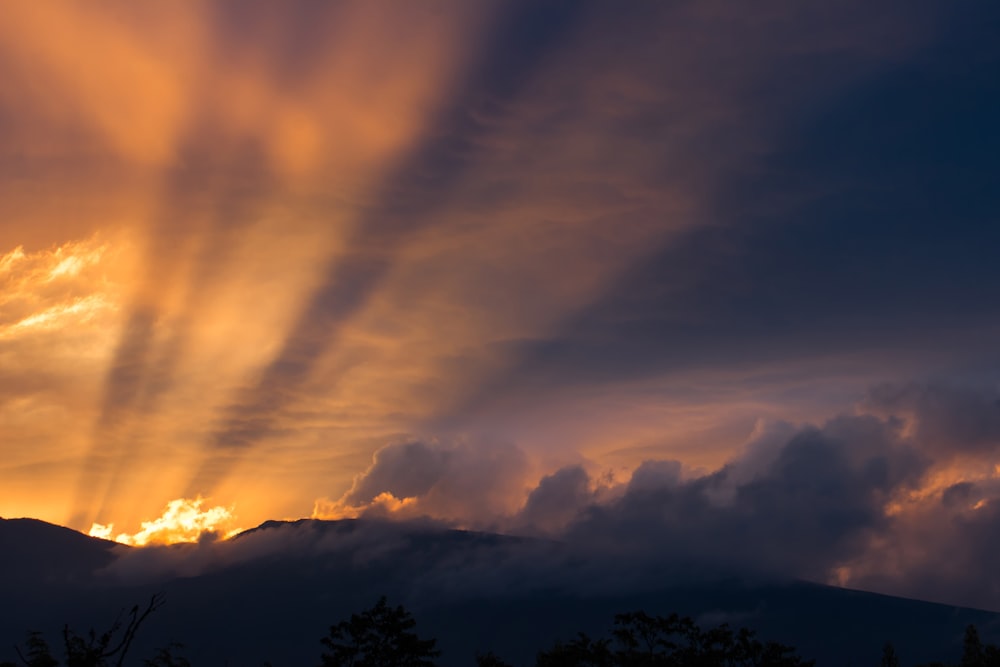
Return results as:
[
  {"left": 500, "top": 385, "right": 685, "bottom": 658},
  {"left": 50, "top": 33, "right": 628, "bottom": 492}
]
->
[
  {"left": 0, "top": 517, "right": 120, "bottom": 585},
  {"left": 1, "top": 517, "right": 997, "bottom": 666}
]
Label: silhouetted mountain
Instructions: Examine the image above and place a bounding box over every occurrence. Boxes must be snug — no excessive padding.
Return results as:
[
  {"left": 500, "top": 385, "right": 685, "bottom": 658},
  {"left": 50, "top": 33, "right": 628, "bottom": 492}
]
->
[
  {"left": 0, "top": 517, "right": 120, "bottom": 586},
  {"left": 1, "top": 517, "right": 998, "bottom": 666}
]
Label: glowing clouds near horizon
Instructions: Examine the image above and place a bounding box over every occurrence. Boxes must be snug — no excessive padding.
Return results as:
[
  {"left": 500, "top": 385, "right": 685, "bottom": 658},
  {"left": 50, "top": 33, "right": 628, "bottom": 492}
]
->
[{"left": 88, "top": 497, "right": 238, "bottom": 546}]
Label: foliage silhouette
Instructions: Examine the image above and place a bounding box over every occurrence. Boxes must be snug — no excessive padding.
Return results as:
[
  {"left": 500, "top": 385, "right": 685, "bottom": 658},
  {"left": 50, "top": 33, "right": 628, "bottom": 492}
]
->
[
  {"left": 536, "top": 632, "right": 613, "bottom": 667},
  {"left": 475, "top": 651, "right": 514, "bottom": 667},
  {"left": 881, "top": 642, "right": 901, "bottom": 667},
  {"left": 956, "top": 624, "right": 1000, "bottom": 667},
  {"left": 964, "top": 625, "right": 986, "bottom": 667},
  {"left": 319, "top": 596, "right": 440, "bottom": 667},
  {"left": 5, "top": 595, "right": 1000, "bottom": 667},
  {"left": 142, "top": 642, "right": 190, "bottom": 667},
  {"left": 8, "top": 632, "right": 58, "bottom": 667},
  {"left": 534, "top": 610, "right": 814, "bottom": 667},
  {"left": 912, "top": 624, "right": 1000, "bottom": 667},
  {"left": 2, "top": 595, "right": 165, "bottom": 667}
]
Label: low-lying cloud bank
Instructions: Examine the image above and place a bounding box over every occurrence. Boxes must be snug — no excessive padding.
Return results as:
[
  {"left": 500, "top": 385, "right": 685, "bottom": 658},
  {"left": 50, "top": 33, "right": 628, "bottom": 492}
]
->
[{"left": 104, "top": 381, "right": 1000, "bottom": 611}]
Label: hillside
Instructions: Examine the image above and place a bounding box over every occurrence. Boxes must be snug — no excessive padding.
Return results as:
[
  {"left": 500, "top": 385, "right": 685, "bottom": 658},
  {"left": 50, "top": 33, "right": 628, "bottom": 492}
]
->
[{"left": 1, "top": 517, "right": 997, "bottom": 666}]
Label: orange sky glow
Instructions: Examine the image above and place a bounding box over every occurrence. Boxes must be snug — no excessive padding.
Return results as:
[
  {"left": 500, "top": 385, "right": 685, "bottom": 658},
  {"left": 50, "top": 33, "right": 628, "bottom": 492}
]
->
[
  {"left": 1, "top": 1, "right": 999, "bottom": 613},
  {"left": 0, "top": 1, "right": 711, "bottom": 535}
]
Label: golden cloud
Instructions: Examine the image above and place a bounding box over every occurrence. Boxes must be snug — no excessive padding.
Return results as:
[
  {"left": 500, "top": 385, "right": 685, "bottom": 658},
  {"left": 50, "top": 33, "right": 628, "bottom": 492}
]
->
[{"left": 89, "top": 496, "right": 238, "bottom": 546}]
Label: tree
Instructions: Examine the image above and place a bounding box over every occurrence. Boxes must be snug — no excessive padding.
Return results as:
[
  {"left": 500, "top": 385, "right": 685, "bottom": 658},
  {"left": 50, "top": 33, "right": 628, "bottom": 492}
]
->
[
  {"left": 319, "top": 596, "right": 440, "bottom": 667},
  {"left": 964, "top": 625, "right": 986, "bottom": 667},
  {"left": 537, "top": 633, "right": 614, "bottom": 667},
  {"left": 143, "top": 642, "right": 191, "bottom": 667},
  {"left": 13, "top": 633, "right": 58, "bottom": 667},
  {"left": 612, "top": 611, "right": 691, "bottom": 665},
  {"left": 536, "top": 611, "right": 813, "bottom": 667},
  {"left": 881, "top": 642, "right": 901, "bottom": 667},
  {"left": 4, "top": 594, "right": 165, "bottom": 667},
  {"left": 475, "top": 651, "right": 514, "bottom": 667}
]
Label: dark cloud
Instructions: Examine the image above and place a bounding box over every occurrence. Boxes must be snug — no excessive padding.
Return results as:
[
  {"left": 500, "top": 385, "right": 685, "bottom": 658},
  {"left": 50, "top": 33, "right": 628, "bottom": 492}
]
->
[
  {"left": 345, "top": 442, "right": 452, "bottom": 506},
  {"left": 323, "top": 440, "right": 530, "bottom": 525},
  {"left": 941, "top": 481, "right": 977, "bottom": 508},
  {"left": 515, "top": 465, "right": 594, "bottom": 535},
  {"left": 866, "top": 382, "right": 1000, "bottom": 457},
  {"left": 850, "top": 482, "right": 1000, "bottom": 611},
  {"left": 555, "top": 416, "right": 924, "bottom": 583},
  {"left": 312, "top": 410, "right": 940, "bottom": 592}
]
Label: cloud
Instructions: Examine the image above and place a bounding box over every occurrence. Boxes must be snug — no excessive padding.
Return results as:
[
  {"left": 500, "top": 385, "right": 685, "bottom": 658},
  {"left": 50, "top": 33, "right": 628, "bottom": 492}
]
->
[
  {"left": 314, "top": 440, "right": 530, "bottom": 526},
  {"left": 342, "top": 442, "right": 453, "bottom": 506},
  {"left": 295, "top": 381, "right": 1000, "bottom": 609},
  {"left": 91, "top": 382, "right": 1000, "bottom": 610},
  {"left": 88, "top": 496, "right": 238, "bottom": 546},
  {"left": 865, "top": 382, "right": 1000, "bottom": 457},
  {"left": 514, "top": 466, "right": 595, "bottom": 535},
  {"left": 542, "top": 415, "right": 926, "bottom": 585},
  {"left": 844, "top": 473, "right": 1000, "bottom": 611},
  {"left": 307, "top": 412, "right": 929, "bottom": 585},
  {"left": 0, "top": 237, "right": 132, "bottom": 520}
]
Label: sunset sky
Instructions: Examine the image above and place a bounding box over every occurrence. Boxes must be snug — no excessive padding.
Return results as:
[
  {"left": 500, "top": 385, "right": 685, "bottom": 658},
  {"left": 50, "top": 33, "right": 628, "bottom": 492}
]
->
[{"left": 2, "top": 1, "right": 999, "bottom": 609}]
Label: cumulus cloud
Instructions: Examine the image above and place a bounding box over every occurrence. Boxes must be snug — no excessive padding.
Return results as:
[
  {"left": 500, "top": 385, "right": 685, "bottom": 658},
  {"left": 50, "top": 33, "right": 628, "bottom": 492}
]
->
[
  {"left": 514, "top": 465, "right": 596, "bottom": 535},
  {"left": 86, "top": 381, "right": 1000, "bottom": 611},
  {"left": 306, "top": 413, "right": 927, "bottom": 581},
  {"left": 542, "top": 415, "right": 926, "bottom": 585},
  {"left": 286, "top": 385, "right": 1000, "bottom": 607},
  {"left": 313, "top": 440, "right": 531, "bottom": 525}
]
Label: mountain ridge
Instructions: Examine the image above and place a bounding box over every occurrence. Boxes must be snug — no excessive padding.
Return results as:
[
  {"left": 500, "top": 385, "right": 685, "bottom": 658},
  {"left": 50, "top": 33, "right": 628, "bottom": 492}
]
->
[{"left": 2, "top": 515, "right": 998, "bottom": 666}]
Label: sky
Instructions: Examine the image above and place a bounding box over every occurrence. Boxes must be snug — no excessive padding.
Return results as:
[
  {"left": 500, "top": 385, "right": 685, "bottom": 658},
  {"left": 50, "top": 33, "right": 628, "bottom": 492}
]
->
[{"left": 1, "top": 1, "right": 1000, "bottom": 609}]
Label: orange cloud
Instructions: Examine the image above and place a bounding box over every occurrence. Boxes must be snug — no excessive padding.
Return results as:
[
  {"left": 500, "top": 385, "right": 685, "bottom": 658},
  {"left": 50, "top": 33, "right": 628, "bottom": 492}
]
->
[{"left": 89, "top": 496, "right": 237, "bottom": 546}]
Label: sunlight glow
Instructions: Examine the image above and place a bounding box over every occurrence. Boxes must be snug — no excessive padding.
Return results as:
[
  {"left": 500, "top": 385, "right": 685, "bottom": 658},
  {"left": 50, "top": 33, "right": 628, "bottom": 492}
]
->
[
  {"left": 312, "top": 491, "right": 419, "bottom": 520},
  {"left": 9, "top": 295, "right": 113, "bottom": 333},
  {"left": 88, "top": 497, "right": 239, "bottom": 546}
]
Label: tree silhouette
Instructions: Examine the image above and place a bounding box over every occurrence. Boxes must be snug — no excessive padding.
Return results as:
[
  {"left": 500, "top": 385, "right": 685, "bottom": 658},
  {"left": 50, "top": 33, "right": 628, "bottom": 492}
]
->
[
  {"left": 881, "top": 642, "right": 901, "bottom": 667},
  {"left": 958, "top": 623, "right": 1000, "bottom": 667},
  {"left": 475, "top": 651, "right": 514, "bottom": 667},
  {"left": 537, "top": 611, "right": 814, "bottom": 667},
  {"left": 537, "top": 633, "right": 613, "bottom": 667},
  {"left": 142, "top": 642, "right": 191, "bottom": 667},
  {"left": 319, "top": 596, "right": 440, "bottom": 667},
  {"left": 3, "top": 594, "right": 165, "bottom": 667},
  {"left": 964, "top": 625, "right": 986, "bottom": 667},
  {"left": 10, "top": 633, "right": 58, "bottom": 667},
  {"left": 912, "top": 623, "right": 1000, "bottom": 667}
]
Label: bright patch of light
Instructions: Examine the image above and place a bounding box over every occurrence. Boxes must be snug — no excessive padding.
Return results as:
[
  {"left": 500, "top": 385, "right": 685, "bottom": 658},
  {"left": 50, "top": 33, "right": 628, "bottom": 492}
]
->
[
  {"left": 88, "top": 522, "right": 114, "bottom": 541},
  {"left": 88, "top": 497, "right": 239, "bottom": 546},
  {"left": 0, "top": 246, "right": 26, "bottom": 272},
  {"left": 8, "top": 295, "right": 113, "bottom": 333},
  {"left": 311, "top": 491, "right": 419, "bottom": 520},
  {"left": 48, "top": 255, "right": 84, "bottom": 279}
]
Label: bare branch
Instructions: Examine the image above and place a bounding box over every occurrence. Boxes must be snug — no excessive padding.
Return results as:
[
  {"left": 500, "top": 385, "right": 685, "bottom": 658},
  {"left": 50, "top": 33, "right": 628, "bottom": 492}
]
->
[{"left": 101, "top": 592, "right": 166, "bottom": 667}]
